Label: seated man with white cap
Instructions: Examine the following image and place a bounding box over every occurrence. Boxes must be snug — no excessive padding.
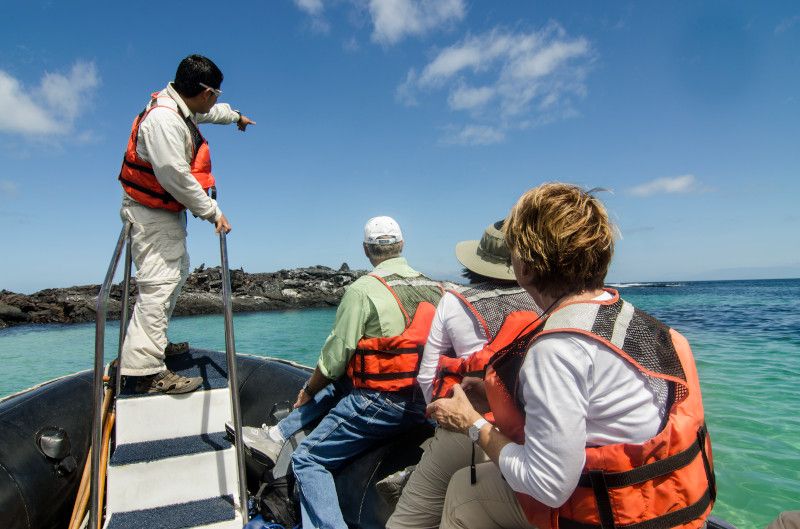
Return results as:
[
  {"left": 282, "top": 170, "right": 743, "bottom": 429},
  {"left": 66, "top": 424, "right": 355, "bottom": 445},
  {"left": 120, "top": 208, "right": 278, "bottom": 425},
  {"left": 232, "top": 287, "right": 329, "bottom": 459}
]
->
[{"left": 234, "top": 216, "right": 443, "bottom": 529}]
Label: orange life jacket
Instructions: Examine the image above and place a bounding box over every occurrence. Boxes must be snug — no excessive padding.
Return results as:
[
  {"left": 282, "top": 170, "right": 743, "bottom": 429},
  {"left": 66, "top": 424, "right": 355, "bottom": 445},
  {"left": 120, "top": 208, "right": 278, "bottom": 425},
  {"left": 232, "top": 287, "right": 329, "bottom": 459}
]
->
[
  {"left": 431, "top": 284, "right": 540, "bottom": 400},
  {"left": 346, "top": 273, "right": 443, "bottom": 392},
  {"left": 118, "top": 91, "right": 215, "bottom": 211},
  {"left": 485, "top": 289, "right": 716, "bottom": 529}
]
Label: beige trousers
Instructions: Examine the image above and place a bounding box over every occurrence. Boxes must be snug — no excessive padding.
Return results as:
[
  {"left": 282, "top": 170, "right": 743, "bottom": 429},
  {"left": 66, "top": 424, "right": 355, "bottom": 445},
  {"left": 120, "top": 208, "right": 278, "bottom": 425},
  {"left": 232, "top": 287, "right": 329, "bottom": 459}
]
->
[
  {"left": 440, "top": 462, "right": 536, "bottom": 529},
  {"left": 119, "top": 201, "right": 189, "bottom": 376},
  {"left": 388, "top": 427, "right": 535, "bottom": 529},
  {"left": 388, "top": 427, "right": 490, "bottom": 529}
]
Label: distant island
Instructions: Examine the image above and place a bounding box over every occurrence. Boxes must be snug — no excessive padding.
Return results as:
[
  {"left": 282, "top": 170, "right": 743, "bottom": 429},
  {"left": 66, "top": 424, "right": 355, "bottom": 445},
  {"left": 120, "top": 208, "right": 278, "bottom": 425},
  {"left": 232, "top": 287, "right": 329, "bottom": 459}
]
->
[{"left": 0, "top": 264, "right": 367, "bottom": 329}]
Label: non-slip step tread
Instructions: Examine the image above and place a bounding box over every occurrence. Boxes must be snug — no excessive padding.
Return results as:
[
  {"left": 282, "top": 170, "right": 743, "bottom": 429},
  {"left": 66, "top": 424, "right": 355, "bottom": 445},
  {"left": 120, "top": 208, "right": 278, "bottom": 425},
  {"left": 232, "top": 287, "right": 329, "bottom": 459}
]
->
[
  {"left": 119, "top": 349, "right": 230, "bottom": 399},
  {"left": 105, "top": 495, "right": 236, "bottom": 529},
  {"left": 111, "top": 432, "right": 231, "bottom": 466}
]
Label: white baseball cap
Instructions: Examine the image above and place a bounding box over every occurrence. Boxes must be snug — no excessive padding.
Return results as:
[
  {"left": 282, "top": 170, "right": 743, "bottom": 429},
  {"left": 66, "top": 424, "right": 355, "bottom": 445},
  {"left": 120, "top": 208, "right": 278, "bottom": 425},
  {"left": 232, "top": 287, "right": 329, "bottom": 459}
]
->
[{"left": 364, "top": 216, "right": 403, "bottom": 245}]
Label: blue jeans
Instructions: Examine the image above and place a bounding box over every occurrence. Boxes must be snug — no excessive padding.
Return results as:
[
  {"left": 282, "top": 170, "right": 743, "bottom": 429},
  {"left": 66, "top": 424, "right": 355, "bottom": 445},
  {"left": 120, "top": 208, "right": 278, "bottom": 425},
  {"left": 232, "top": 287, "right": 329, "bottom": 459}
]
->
[
  {"left": 291, "top": 388, "right": 428, "bottom": 529},
  {"left": 276, "top": 378, "right": 351, "bottom": 440}
]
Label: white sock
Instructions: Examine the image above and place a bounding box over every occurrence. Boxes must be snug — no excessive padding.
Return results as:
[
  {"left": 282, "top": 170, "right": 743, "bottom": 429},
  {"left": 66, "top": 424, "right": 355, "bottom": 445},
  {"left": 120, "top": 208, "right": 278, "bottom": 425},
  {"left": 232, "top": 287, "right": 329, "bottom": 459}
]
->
[{"left": 267, "top": 425, "right": 285, "bottom": 443}]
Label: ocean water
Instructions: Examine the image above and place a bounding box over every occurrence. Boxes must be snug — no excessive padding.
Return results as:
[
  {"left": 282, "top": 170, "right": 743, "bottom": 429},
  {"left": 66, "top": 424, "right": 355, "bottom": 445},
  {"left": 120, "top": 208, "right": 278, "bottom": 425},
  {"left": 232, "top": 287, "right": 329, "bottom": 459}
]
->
[{"left": 1, "top": 279, "right": 798, "bottom": 528}]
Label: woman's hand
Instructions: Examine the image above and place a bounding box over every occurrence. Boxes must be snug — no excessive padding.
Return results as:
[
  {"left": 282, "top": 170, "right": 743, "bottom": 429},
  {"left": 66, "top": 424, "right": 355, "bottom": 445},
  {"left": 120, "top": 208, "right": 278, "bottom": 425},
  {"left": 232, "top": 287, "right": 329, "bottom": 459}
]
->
[{"left": 426, "top": 384, "right": 483, "bottom": 434}]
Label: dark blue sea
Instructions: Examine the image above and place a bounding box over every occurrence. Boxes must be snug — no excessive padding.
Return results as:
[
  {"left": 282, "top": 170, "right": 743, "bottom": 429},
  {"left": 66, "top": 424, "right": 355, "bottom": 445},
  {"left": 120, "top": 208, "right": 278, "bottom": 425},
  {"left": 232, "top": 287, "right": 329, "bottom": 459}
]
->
[{"left": 1, "top": 278, "right": 798, "bottom": 529}]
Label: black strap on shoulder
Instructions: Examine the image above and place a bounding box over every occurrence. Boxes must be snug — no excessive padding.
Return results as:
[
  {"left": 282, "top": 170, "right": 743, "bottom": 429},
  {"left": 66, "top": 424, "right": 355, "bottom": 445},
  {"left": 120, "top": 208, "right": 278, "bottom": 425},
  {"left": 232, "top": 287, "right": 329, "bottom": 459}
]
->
[
  {"left": 183, "top": 115, "right": 205, "bottom": 153},
  {"left": 576, "top": 426, "right": 707, "bottom": 489},
  {"left": 559, "top": 489, "right": 712, "bottom": 529},
  {"left": 118, "top": 172, "right": 176, "bottom": 205}
]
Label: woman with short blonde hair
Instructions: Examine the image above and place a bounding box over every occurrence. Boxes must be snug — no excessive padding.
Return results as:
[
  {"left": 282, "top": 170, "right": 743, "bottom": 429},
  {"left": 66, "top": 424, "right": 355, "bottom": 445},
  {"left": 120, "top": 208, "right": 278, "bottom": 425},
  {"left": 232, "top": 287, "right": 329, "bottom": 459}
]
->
[{"left": 428, "top": 182, "right": 713, "bottom": 529}]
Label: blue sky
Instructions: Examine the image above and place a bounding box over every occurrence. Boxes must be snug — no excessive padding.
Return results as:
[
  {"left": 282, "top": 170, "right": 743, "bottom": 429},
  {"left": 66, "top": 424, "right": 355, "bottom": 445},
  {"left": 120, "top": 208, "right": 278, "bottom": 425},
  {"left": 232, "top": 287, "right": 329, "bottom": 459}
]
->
[{"left": 1, "top": 1, "right": 798, "bottom": 293}]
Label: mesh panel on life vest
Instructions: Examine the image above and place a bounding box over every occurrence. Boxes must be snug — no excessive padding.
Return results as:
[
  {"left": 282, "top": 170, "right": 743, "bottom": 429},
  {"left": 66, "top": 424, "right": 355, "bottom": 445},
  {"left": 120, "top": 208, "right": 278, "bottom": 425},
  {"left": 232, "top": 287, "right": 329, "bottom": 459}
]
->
[
  {"left": 378, "top": 274, "right": 443, "bottom": 323},
  {"left": 452, "top": 283, "right": 539, "bottom": 339},
  {"left": 542, "top": 297, "right": 686, "bottom": 405}
]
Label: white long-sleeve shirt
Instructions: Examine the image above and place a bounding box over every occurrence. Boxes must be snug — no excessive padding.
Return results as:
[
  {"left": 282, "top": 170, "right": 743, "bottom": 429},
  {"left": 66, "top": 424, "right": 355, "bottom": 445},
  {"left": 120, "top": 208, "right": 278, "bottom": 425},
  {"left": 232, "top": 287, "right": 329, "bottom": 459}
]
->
[
  {"left": 497, "top": 292, "right": 668, "bottom": 508},
  {"left": 121, "top": 83, "right": 240, "bottom": 221},
  {"left": 418, "top": 291, "right": 489, "bottom": 404}
]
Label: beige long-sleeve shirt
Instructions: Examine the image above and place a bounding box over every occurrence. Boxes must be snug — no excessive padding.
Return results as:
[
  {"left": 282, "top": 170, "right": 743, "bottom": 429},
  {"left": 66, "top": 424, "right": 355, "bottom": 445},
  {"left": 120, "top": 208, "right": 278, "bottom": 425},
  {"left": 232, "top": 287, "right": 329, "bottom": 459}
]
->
[{"left": 121, "top": 83, "right": 240, "bottom": 221}]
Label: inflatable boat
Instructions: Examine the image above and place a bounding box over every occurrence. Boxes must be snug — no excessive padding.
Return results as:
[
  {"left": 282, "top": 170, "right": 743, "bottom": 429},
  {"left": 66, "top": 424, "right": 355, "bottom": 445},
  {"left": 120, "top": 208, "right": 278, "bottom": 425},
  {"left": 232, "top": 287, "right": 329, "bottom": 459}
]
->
[{"left": 0, "top": 349, "right": 433, "bottom": 529}]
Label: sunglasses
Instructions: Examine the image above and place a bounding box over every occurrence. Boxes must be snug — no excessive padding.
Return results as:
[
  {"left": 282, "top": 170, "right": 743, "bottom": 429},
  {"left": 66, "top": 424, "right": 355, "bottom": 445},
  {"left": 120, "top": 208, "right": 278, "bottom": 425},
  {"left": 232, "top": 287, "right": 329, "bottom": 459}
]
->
[{"left": 199, "top": 82, "right": 222, "bottom": 97}]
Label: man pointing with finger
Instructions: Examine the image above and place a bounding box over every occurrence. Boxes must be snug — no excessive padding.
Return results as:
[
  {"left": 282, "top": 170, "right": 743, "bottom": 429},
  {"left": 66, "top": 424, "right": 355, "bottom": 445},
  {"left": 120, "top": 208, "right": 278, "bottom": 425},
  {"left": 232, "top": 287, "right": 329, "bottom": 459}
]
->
[{"left": 118, "top": 54, "right": 255, "bottom": 394}]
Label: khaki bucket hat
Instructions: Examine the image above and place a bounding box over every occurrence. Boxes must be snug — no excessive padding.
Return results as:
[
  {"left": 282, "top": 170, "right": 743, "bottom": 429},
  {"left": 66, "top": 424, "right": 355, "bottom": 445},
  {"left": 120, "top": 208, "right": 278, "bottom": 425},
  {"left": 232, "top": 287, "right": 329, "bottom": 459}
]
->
[{"left": 455, "top": 220, "right": 515, "bottom": 281}]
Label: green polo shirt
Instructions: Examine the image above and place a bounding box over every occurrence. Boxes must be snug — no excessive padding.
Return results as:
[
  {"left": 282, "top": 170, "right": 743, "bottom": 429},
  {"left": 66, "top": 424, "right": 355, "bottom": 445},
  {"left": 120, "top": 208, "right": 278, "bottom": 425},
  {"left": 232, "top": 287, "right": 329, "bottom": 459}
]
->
[{"left": 317, "top": 257, "right": 422, "bottom": 379}]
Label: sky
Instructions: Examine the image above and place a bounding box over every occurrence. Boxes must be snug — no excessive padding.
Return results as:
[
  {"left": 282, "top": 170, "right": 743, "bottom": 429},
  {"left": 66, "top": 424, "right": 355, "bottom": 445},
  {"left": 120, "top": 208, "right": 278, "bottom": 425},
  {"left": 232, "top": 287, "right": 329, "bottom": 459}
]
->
[{"left": 1, "top": 1, "right": 799, "bottom": 293}]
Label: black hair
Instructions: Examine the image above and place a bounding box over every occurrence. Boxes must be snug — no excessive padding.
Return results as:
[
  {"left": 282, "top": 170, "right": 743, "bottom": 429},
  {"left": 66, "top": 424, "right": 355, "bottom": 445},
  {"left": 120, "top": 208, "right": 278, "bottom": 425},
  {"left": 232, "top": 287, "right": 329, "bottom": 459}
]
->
[
  {"left": 173, "top": 55, "right": 223, "bottom": 97},
  {"left": 461, "top": 267, "right": 517, "bottom": 287}
]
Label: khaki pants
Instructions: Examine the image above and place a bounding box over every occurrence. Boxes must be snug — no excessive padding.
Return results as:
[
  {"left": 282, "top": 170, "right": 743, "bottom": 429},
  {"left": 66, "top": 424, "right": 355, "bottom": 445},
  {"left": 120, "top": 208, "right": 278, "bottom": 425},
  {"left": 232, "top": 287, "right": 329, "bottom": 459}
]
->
[
  {"left": 119, "top": 201, "right": 189, "bottom": 376},
  {"left": 441, "top": 462, "right": 535, "bottom": 529},
  {"left": 388, "top": 427, "right": 535, "bottom": 529},
  {"left": 388, "top": 427, "right": 489, "bottom": 529}
]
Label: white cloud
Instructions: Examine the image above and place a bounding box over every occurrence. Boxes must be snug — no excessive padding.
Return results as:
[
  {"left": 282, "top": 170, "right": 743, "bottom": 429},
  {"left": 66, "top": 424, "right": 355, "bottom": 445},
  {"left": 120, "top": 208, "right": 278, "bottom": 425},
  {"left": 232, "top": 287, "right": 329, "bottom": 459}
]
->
[
  {"left": 443, "top": 124, "right": 505, "bottom": 146},
  {"left": 0, "top": 72, "right": 62, "bottom": 134},
  {"left": 0, "top": 61, "right": 99, "bottom": 136},
  {"left": 448, "top": 85, "right": 494, "bottom": 110},
  {"left": 629, "top": 175, "right": 698, "bottom": 197},
  {"left": 289, "top": 0, "right": 465, "bottom": 44},
  {"left": 395, "top": 69, "right": 419, "bottom": 106},
  {"left": 775, "top": 15, "right": 800, "bottom": 35},
  {"left": 0, "top": 180, "right": 18, "bottom": 197},
  {"left": 293, "top": 0, "right": 324, "bottom": 16},
  {"left": 292, "top": 0, "right": 330, "bottom": 33},
  {"left": 369, "top": 0, "right": 465, "bottom": 45},
  {"left": 400, "top": 23, "right": 593, "bottom": 145}
]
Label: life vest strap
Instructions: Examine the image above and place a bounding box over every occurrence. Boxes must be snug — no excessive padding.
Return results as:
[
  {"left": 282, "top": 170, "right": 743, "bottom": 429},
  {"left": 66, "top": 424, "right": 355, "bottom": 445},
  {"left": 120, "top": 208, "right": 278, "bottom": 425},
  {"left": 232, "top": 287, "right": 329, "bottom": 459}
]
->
[
  {"left": 353, "top": 347, "right": 423, "bottom": 356},
  {"left": 576, "top": 424, "right": 708, "bottom": 489},
  {"left": 347, "top": 370, "right": 418, "bottom": 381},
  {"left": 697, "top": 425, "right": 717, "bottom": 501},
  {"left": 558, "top": 488, "right": 713, "bottom": 529},
  {"left": 118, "top": 173, "right": 176, "bottom": 204}
]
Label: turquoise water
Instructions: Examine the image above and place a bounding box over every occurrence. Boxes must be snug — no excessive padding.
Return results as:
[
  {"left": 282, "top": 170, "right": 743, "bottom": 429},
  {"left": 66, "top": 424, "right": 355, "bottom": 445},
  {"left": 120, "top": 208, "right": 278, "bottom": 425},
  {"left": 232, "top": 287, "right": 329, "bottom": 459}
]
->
[{"left": 1, "top": 279, "right": 798, "bottom": 528}]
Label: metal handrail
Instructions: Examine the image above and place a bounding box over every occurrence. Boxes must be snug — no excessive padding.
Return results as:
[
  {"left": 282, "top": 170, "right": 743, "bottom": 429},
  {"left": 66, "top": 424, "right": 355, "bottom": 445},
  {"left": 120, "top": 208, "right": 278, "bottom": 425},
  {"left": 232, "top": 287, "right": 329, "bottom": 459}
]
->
[
  {"left": 115, "top": 237, "right": 133, "bottom": 396},
  {"left": 219, "top": 230, "right": 249, "bottom": 520},
  {"left": 91, "top": 221, "right": 132, "bottom": 529}
]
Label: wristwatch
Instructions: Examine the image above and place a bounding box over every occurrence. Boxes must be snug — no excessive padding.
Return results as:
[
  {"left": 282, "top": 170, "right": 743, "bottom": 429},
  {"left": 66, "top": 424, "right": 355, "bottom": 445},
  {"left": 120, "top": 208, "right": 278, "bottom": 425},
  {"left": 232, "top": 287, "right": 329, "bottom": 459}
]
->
[
  {"left": 302, "top": 381, "right": 314, "bottom": 398},
  {"left": 468, "top": 418, "right": 489, "bottom": 443}
]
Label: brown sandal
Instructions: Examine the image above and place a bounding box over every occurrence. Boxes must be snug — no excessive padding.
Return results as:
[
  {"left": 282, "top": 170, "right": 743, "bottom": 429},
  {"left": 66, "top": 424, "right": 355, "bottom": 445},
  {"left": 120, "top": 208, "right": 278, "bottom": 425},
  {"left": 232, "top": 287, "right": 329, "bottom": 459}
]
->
[{"left": 136, "top": 369, "right": 202, "bottom": 394}]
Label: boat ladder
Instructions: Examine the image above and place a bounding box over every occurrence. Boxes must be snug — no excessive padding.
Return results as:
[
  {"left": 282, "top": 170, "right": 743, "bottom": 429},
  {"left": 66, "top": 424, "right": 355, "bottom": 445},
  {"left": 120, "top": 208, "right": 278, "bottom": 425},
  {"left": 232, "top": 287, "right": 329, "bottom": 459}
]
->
[{"left": 88, "top": 222, "right": 248, "bottom": 529}]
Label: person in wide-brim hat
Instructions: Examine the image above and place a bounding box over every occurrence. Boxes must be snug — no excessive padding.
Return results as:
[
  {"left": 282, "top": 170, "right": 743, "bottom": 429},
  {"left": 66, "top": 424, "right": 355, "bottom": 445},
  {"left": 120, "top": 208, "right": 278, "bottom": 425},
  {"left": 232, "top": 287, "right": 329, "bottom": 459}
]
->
[
  {"left": 455, "top": 220, "right": 516, "bottom": 281},
  {"left": 386, "top": 219, "right": 540, "bottom": 529}
]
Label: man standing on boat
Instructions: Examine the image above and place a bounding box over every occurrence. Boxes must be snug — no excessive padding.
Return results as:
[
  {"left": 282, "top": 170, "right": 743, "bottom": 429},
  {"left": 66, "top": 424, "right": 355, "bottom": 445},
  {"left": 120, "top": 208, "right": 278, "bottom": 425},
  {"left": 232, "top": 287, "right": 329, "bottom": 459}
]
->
[
  {"left": 236, "top": 216, "right": 443, "bottom": 529},
  {"left": 118, "top": 54, "right": 254, "bottom": 394}
]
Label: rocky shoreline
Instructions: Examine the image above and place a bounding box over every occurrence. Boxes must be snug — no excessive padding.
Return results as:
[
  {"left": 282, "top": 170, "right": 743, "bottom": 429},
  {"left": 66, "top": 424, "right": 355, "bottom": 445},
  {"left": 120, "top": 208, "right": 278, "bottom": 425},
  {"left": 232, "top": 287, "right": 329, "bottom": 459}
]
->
[{"left": 0, "top": 264, "right": 366, "bottom": 329}]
